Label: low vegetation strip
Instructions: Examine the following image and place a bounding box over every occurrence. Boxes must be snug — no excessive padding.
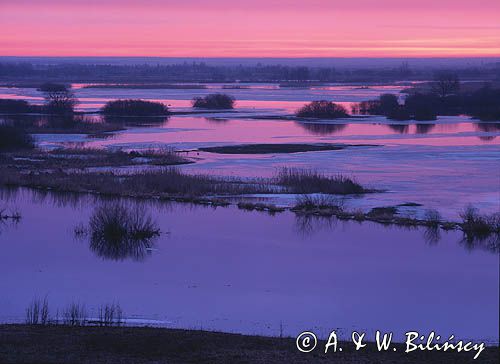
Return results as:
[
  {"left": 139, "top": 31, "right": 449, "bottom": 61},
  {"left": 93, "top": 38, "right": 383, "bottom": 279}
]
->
[
  {"left": 0, "top": 325, "right": 497, "bottom": 364},
  {"left": 199, "top": 143, "right": 345, "bottom": 154},
  {"left": 291, "top": 196, "right": 499, "bottom": 250},
  {"left": 0, "top": 149, "right": 373, "bottom": 197},
  {"left": 198, "top": 143, "right": 377, "bottom": 154},
  {"left": 1, "top": 147, "right": 190, "bottom": 169},
  {"left": 83, "top": 83, "right": 207, "bottom": 89}
]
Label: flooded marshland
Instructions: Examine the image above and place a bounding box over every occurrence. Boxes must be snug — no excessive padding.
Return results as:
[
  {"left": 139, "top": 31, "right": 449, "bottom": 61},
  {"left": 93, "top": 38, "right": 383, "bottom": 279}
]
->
[
  {"left": 0, "top": 82, "right": 499, "bottom": 343},
  {"left": 0, "top": 188, "right": 498, "bottom": 343}
]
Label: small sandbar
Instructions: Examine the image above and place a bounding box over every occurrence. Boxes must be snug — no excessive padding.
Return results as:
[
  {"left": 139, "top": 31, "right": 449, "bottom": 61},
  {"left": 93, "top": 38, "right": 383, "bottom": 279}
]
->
[{"left": 198, "top": 143, "right": 378, "bottom": 154}]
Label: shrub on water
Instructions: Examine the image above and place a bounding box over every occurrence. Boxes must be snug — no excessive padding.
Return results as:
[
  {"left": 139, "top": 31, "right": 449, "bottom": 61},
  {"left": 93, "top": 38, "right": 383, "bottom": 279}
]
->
[
  {"left": 296, "top": 100, "right": 349, "bottom": 119},
  {"left": 101, "top": 99, "right": 169, "bottom": 116},
  {"left": 192, "top": 93, "right": 235, "bottom": 109}
]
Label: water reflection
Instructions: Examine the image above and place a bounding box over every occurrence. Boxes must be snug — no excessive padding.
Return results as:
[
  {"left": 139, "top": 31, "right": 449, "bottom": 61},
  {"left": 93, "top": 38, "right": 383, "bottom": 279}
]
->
[
  {"left": 294, "top": 214, "right": 499, "bottom": 254},
  {"left": 103, "top": 115, "right": 169, "bottom": 126},
  {"left": 415, "top": 123, "right": 436, "bottom": 134},
  {"left": 204, "top": 117, "right": 229, "bottom": 124},
  {"left": 1, "top": 114, "right": 101, "bottom": 129},
  {"left": 387, "top": 124, "right": 410, "bottom": 134},
  {"left": 460, "top": 235, "right": 500, "bottom": 254},
  {"left": 475, "top": 123, "right": 500, "bottom": 133},
  {"left": 0, "top": 187, "right": 175, "bottom": 214},
  {"left": 295, "top": 122, "right": 347, "bottom": 136},
  {"left": 1, "top": 113, "right": 169, "bottom": 134},
  {"left": 0, "top": 218, "right": 19, "bottom": 236},
  {"left": 76, "top": 203, "right": 161, "bottom": 261},
  {"left": 294, "top": 214, "right": 339, "bottom": 236},
  {"left": 423, "top": 226, "right": 441, "bottom": 245},
  {"left": 475, "top": 123, "right": 500, "bottom": 142}
]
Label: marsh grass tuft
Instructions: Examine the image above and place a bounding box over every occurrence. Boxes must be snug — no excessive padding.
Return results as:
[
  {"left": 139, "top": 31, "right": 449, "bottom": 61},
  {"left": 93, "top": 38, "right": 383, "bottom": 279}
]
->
[
  {"left": 276, "top": 168, "right": 365, "bottom": 195},
  {"left": 84, "top": 203, "right": 160, "bottom": 261},
  {"left": 460, "top": 205, "right": 500, "bottom": 241},
  {"left": 293, "top": 195, "right": 345, "bottom": 211},
  {"left": 98, "top": 303, "right": 124, "bottom": 327},
  {"left": 62, "top": 302, "right": 87, "bottom": 326},
  {"left": 424, "top": 209, "right": 442, "bottom": 227},
  {"left": 25, "top": 297, "right": 49, "bottom": 325}
]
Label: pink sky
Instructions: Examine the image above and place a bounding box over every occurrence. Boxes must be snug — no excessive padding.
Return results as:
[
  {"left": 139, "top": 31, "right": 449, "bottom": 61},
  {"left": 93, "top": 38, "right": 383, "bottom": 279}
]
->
[{"left": 1, "top": 0, "right": 500, "bottom": 57}]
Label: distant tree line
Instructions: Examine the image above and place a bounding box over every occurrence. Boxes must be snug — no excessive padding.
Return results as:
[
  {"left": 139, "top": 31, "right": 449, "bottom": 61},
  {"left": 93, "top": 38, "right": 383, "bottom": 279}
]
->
[{"left": 1, "top": 61, "right": 498, "bottom": 83}]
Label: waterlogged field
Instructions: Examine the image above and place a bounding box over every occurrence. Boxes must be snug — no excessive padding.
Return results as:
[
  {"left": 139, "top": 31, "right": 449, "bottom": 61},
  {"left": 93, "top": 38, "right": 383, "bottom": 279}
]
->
[
  {"left": 0, "top": 83, "right": 499, "bottom": 344},
  {"left": 0, "top": 188, "right": 498, "bottom": 343}
]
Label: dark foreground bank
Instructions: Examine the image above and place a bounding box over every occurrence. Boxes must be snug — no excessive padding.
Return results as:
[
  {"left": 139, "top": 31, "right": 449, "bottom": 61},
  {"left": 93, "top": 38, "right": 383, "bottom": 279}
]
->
[{"left": 0, "top": 325, "right": 497, "bottom": 364}]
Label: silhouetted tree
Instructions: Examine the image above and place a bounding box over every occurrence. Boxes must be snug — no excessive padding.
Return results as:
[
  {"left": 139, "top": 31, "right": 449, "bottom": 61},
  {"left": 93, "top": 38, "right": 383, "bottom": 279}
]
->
[
  {"left": 39, "top": 83, "right": 77, "bottom": 115},
  {"left": 432, "top": 72, "right": 460, "bottom": 98}
]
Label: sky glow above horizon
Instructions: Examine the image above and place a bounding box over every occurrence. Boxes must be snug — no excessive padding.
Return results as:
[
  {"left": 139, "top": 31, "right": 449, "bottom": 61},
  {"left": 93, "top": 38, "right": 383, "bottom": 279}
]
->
[{"left": 1, "top": 0, "right": 500, "bottom": 57}]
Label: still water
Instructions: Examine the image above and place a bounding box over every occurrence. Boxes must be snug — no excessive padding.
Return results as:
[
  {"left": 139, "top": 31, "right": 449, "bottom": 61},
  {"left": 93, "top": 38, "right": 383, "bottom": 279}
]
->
[{"left": 0, "top": 188, "right": 498, "bottom": 343}]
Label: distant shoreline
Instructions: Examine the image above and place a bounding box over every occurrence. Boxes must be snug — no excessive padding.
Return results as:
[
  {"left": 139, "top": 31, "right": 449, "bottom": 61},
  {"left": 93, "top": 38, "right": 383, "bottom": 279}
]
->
[{"left": 2, "top": 55, "right": 500, "bottom": 68}]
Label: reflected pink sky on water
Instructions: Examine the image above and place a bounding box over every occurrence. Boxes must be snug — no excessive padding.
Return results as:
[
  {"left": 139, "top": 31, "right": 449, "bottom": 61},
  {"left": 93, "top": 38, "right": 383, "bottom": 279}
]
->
[
  {"left": 80, "top": 116, "right": 500, "bottom": 148},
  {"left": 3, "top": 83, "right": 499, "bottom": 217}
]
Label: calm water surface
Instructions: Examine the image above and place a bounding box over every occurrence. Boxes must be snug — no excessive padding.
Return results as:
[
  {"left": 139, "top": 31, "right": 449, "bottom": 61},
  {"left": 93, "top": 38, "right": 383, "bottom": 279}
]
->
[
  {"left": 2, "top": 83, "right": 499, "bottom": 217},
  {"left": 31, "top": 115, "right": 499, "bottom": 219},
  {"left": 0, "top": 189, "right": 498, "bottom": 343}
]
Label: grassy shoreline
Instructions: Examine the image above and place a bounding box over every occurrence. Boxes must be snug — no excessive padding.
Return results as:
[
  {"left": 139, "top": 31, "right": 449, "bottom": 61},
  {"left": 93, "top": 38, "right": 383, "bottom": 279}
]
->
[{"left": 0, "top": 324, "right": 497, "bottom": 364}]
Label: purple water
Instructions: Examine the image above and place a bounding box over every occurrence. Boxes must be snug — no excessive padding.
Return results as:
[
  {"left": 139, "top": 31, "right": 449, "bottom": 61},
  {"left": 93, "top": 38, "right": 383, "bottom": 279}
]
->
[{"left": 0, "top": 188, "right": 498, "bottom": 343}]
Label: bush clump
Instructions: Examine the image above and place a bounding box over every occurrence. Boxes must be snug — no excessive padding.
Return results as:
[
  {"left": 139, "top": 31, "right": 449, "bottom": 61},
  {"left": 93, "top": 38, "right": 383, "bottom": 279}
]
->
[
  {"left": 296, "top": 101, "right": 349, "bottom": 119},
  {"left": 74, "top": 204, "right": 162, "bottom": 261},
  {"left": 293, "top": 195, "right": 344, "bottom": 211},
  {"left": 0, "top": 124, "right": 34, "bottom": 151},
  {"left": 354, "top": 94, "right": 399, "bottom": 116},
  {"left": 192, "top": 94, "right": 235, "bottom": 109},
  {"left": 87, "top": 203, "right": 160, "bottom": 261},
  {"left": 460, "top": 206, "right": 500, "bottom": 239},
  {"left": 101, "top": 99, "right": 169, "bottom": 116}
]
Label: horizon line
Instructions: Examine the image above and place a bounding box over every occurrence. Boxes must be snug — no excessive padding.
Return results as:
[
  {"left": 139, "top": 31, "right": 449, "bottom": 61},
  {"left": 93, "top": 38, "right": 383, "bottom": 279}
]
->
[{"left": 2, "top": 55, "right": 500, "bottom": 59}]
